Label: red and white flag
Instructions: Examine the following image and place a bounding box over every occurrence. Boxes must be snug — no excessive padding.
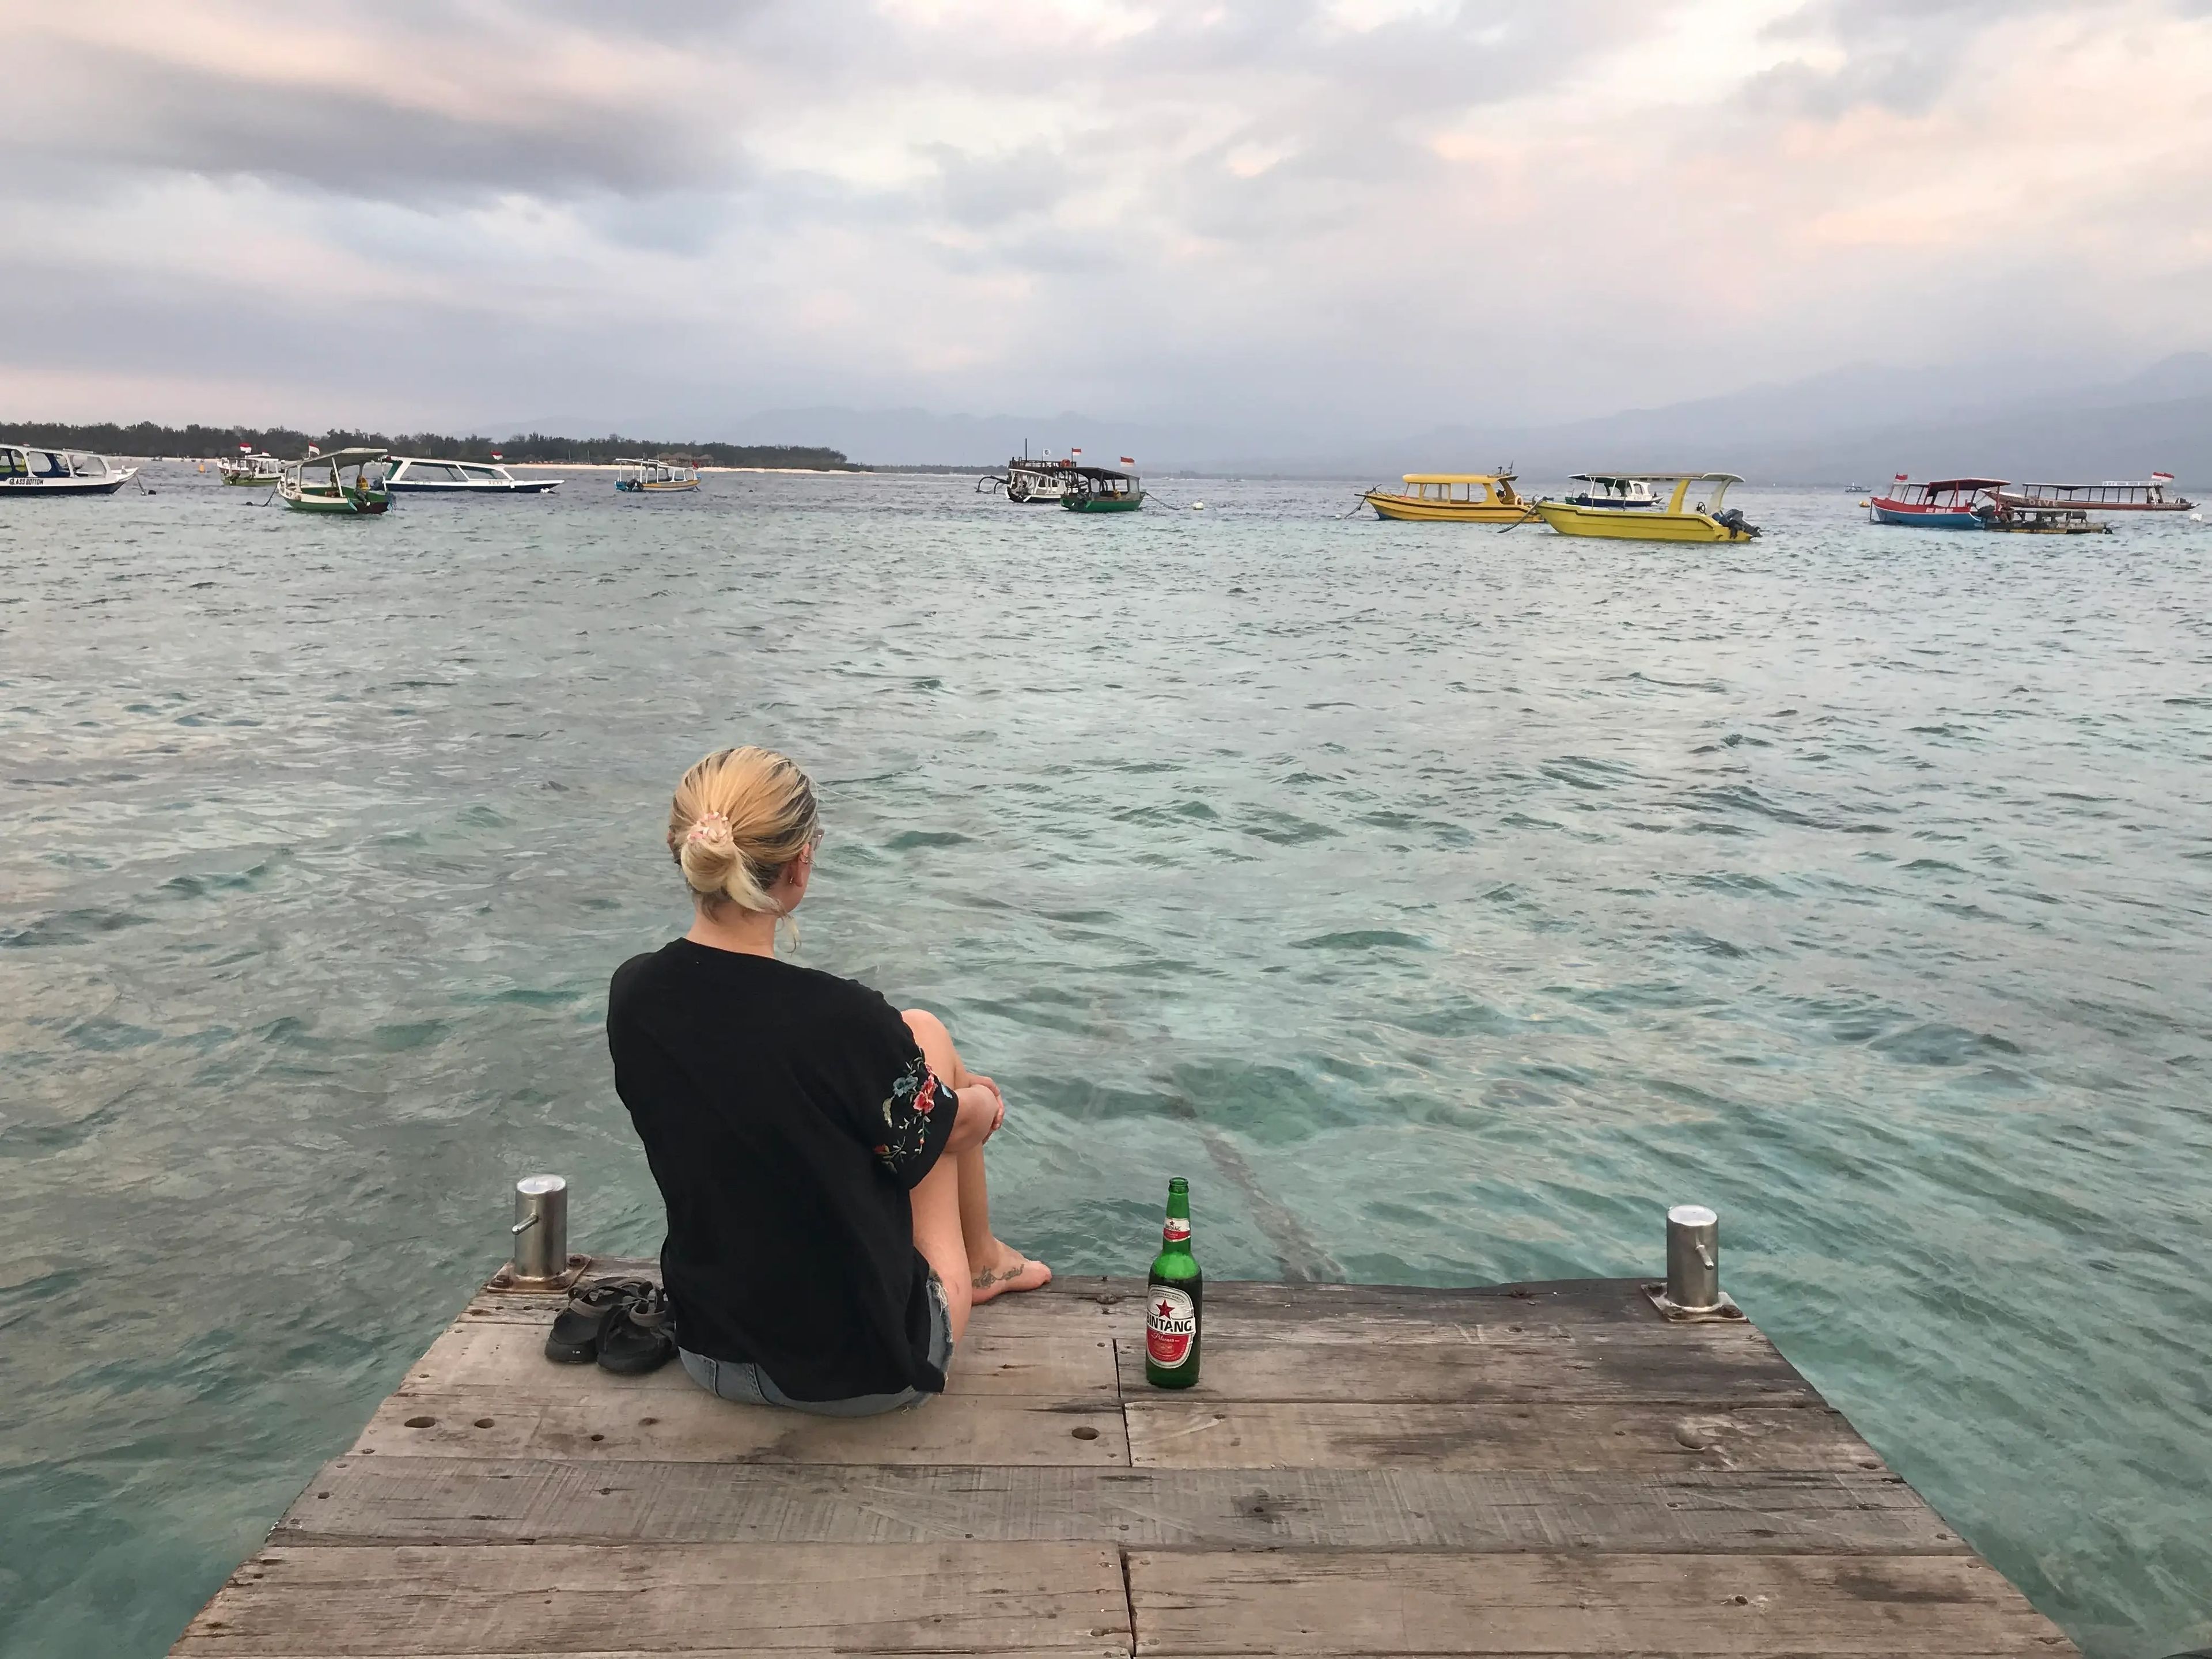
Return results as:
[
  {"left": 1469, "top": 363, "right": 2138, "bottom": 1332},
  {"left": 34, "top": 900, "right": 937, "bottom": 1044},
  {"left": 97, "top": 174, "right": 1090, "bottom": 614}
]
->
[
  {"left": 1120, "top": 456, "right": 1135, "bottom": 466},
  {"left": 2152, "top": 471, "right": 2175, "bottom": 482},
  {"left": 239, "top": 442, "right": 252, "bottom": 453},
  {"left": 308, "top": 444, "right": 320, "bottom": 455},
  {"left": 492, "top": 451, "right": 503, "bottom": 461},
  {"left": 1071, "top": 447, "right": 1082, "bottom": 456}
]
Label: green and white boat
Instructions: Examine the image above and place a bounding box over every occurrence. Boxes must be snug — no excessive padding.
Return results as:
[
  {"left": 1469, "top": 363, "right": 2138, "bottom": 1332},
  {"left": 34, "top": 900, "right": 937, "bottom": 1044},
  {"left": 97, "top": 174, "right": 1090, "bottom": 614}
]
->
[
  {"left": 1060, "top": 464, "right": 1144, "bottom": 513},
  {"left": 279, "top": 448, "right": 391, "bottom": 515},
  {"left": 219, "top": 450, "right": 285, "bottom": 486}
]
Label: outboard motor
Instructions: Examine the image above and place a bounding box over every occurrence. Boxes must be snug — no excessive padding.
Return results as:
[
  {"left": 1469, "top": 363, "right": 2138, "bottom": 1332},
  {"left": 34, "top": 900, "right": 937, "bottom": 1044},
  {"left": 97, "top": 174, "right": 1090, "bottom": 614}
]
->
[{"left": 1715, "top": 506, "right": 1759, "bottom": 539}]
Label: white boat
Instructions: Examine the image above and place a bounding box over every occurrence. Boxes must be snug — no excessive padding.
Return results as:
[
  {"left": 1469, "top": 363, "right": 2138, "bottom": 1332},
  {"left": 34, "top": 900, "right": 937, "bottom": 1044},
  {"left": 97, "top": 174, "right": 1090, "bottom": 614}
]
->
[
  {"left": 0, "top": 443, "right": 138, "bottom": 497},
  {"left": 219, "top": 451, "right": 285, "bottom": 486},
  {"left": 386, "top": 456, "right": 563, "bottom": 494},
  {"left": 614, "top": 457, "right": 700, "bottom": 493},
  {"left": 979, "top": 448, "right": 1081, "bottom": 503}
]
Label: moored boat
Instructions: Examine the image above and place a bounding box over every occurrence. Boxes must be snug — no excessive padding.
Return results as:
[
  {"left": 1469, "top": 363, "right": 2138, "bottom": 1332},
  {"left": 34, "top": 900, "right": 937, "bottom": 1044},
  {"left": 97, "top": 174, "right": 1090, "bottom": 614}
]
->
[
  {"left": 279, "top": 448, "right": 390, "bottom": 514},
  {"left": 219, "top": 450, "right": 285, "bottom": 486},
  {"left": 1986, "top": 505, "right": 2113, "bottom": 535},
  {"left": 0, "top": 442, "right": 138, "bottom": 497},
  {"left": 1362, "top": 471, "right": 1530, "bottom": 523},
  {"left": 387, "top": 457, "right": 563, "bottom": 494},
  {"left": 1993, "top": 475, "right": 2194, "bottom": 512},
  {"left": 1531, "top": 472, "right": 1758, "bottom": 542},
  {"left": 1060, "top": 465, "right": 1144, "bottom": 513},
  {"left": 615, "top": 457, "right": 700, "bottom": 493},
  {"left": 1558, "top": 474, "right": 1659, "bottom": 509},
  {"left": 1867, "top": 475, "right": 2002, "bottom": 529},
  {"left": 982, "top": 450, "right": 1081, "bottom": 503}
]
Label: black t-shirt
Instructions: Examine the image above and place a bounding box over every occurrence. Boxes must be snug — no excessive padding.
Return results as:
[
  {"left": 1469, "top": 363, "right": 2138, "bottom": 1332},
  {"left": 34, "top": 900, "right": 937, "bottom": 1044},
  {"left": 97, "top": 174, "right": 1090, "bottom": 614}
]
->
[{"left": 605, "top": 940, "right": 959, "bottom": 1401}]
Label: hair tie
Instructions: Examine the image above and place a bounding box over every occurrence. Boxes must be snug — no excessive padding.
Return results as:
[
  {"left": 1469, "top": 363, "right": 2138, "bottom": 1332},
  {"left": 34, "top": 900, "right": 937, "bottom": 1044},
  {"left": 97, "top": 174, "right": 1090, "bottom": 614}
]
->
[{"left": 687, "top": 811, "right": 731, "bottom": 843}]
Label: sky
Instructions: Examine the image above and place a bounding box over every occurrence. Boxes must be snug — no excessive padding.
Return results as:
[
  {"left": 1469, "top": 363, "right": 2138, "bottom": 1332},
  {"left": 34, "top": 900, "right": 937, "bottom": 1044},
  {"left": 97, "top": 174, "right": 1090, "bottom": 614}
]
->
[{"left": 4, "top": 0, "right": 2211, "bottom": 444}]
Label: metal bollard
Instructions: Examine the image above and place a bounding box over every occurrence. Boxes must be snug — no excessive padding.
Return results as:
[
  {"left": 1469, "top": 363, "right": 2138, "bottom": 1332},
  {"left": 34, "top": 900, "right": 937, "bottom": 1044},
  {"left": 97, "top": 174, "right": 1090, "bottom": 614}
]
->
[
  {"left": 508, "top": 1173, "right": 569, "bottom": 1286},
  {"left": 1665, "top": 1203, "right": 1722, "bottom": 1312}
]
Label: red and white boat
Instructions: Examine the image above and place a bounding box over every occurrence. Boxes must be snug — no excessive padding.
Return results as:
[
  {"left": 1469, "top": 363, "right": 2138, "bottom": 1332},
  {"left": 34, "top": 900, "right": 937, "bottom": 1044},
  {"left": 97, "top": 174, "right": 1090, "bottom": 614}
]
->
[
  {"left": 1866, "top": 475, "right": 2002, "bottom": 529},
  {"left": 1992, "top": 474, "right": 2195, "bottom": 513}
]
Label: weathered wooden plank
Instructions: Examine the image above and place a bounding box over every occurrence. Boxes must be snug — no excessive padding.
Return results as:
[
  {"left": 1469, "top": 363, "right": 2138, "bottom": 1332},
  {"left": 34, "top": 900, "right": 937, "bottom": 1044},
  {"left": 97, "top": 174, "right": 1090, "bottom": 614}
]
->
[
  {"left": 173, "top": 1543, "right": 1128, "bottom": 1656},
  {"left": 463, "top": 1275, "right": 1661, "bottom": 1336},
  {"left": 406, "top": 1324, "right": 1113, "bottom": 1399},
  {"left": 1124, "top": 1551, "right": 2077, "bottom": 1656},
  {"left": 353, "top": 1387, "right": 1129, "bottom": 1466},
  {"left": 1112, "top": 1336, "right": 1811, "bottom": 1404},
  {"left": 277, "top": 1458, "right": 1963, "bottom": 1554},
  {"left": 1124, "top": 1400, "right": 1887, "bottom": 1474}
]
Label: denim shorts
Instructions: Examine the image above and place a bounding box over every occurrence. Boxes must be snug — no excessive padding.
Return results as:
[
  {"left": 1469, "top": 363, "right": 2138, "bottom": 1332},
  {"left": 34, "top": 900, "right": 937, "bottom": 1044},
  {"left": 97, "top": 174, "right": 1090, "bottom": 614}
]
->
[{"left": 679, "top": 1272, "right": 953, "bottom": 1418}]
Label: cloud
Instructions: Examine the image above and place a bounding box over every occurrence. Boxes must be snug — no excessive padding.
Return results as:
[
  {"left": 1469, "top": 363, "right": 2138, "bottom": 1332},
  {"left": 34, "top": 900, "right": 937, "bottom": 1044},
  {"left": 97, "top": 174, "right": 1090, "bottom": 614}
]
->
[{"left": 2, "top": 0, "right": 2207, "bottom": 440}]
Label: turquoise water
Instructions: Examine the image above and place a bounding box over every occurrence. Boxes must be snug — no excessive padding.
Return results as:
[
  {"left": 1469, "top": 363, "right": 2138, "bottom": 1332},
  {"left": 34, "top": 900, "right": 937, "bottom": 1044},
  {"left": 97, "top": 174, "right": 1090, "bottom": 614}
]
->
[{"left": 2, "top": 469, "right": 2209, "bottom": 1657}]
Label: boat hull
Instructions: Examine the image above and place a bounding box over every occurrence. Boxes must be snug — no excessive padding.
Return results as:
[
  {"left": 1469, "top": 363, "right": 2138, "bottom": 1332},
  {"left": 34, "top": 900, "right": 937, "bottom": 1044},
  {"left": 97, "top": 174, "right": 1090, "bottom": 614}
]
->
[
  {"left": 1869, "top": 501, "right": 1986, "bottom": 529},
  {"left": 1364, "top": 491, "right": 1532, "bottom": 524},
  {"left": 1532, "top": 502, "right": 1752, "bottom": 542},
  {"left": 389, "top": 480, "right": 562, "bottom": 494},
  {"left": 0, "top": 476, "right": 132, "bottom": 497},
  {"left": 615, "top": 480, "right": 700, "bottom": 493},
  {"left": 1063, "top": 492, "right": 1144, "bottom": 513},
  {"left": 221, "top": 474, "right": 281, "bottom": 487},
  {"left": 282, "top": 490, "right": 390, "bottom": 514}
]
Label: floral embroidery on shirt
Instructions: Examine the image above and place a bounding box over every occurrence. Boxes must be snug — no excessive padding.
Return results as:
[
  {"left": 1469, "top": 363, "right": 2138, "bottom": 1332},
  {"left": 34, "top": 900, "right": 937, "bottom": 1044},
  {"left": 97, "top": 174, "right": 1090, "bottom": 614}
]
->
[{"left": 876, "top": 1054, "right": 946, "bottom": 1175}]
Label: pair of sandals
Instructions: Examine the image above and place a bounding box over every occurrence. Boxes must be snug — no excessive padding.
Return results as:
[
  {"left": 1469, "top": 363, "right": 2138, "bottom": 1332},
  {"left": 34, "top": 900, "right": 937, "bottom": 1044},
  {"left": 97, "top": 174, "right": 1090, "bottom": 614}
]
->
[{"left": 543, "top": 1277, "right": 674, "bottom": 1374}]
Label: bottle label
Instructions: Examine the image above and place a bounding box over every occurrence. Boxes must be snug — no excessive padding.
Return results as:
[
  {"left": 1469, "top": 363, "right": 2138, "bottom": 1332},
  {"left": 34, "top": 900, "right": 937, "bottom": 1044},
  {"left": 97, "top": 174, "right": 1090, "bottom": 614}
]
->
[
  {"left": 1146, "top": 1286, "right": 1198, "bottom": 1368},
  {"left": 1162, "top": 1218, "right": 1191, "bottom": 1243}
]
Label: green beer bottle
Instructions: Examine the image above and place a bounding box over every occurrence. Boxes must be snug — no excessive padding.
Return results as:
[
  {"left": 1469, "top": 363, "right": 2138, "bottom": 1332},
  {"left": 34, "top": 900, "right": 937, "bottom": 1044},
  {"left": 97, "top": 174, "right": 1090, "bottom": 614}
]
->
[{"left": 1145, "top": 1176, "right": 1202, "bottom": 1388}]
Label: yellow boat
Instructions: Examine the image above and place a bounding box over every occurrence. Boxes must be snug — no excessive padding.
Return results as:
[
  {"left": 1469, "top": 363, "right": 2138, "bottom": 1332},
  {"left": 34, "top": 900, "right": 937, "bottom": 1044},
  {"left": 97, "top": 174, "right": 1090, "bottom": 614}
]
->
[
  {"left": 1531, "top": 472, "right": 1759, "bottom": 542},
  {"left": 1362, "top": 471, "right": 1533, "bottom": 523}
]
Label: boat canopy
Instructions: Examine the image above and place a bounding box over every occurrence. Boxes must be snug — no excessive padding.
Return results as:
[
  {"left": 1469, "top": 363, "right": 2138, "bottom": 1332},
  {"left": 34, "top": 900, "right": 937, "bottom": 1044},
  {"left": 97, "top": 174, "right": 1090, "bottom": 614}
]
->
[
  {"left": 1402, "top": 474, "right": 1506, "bottom": 484},
  {"left": 305, "top": 448, "right": 389, "bottom": 467},
  {"left": 1575, "top": 471, "right": 1743, "bottom": 484},
  {"left": 1067, "top": 465, "right": 1135, "bottom": 482},
  {"left": 1920, "top": 478, "right": 2008, "bottom": 492}
]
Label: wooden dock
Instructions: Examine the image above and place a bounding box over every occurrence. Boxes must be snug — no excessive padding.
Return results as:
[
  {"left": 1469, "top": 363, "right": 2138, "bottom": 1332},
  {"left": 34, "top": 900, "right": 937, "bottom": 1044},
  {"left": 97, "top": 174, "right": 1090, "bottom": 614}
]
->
[{"left": 172, "top": 1264, "right": 2078, "bottom": 1657}]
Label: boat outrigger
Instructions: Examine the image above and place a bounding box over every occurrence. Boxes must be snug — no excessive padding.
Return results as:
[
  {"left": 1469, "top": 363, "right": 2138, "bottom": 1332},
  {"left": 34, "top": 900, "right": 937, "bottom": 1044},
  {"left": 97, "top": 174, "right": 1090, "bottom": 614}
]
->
[
  {"left": 219, "top": 452, "right": 285, "bottom": 487},
  {"left": 387, "top": 457, "right": 562, "bottom": 494},
  {"left": 614, "top": 457, "right": 700, "bottom": 493},
  {"left": 279, "top": 449, "right": 390, "bottom": 515},
  {"left": 1532, "top": 472, "right": 1758, "bottom": 542},
  {"left": 1060, "top": 465, "right": 1144, "bottom": 513},
  {"left": 0, "top": 443, "right": 139, "bottom": 497},
  {"left": 1361, "top": 471, "right": 1529, "bottom": 523},
  {"left": 1993, "top": 475, "right": 2194, "bottom": 513},
  {"left": 1559, "top": 475, "right": 1660, "bottom": 509},
  {"left": 1866, "top": 476, "right": 2002, "bottom": 529}
]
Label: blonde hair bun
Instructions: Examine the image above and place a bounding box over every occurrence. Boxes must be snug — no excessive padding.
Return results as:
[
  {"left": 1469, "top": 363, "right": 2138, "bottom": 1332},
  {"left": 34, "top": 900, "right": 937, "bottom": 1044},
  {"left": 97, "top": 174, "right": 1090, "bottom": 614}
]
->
[{"left": 668, "top": 748, "right": 820, "bottom": 914}]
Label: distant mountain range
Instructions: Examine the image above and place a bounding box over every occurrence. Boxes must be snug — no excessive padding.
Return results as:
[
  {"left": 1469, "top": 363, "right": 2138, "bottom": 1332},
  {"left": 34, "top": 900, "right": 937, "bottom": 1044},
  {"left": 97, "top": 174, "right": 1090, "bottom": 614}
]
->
[{"left": 691, "top": 354, "right": 2212, "bottom": 484}]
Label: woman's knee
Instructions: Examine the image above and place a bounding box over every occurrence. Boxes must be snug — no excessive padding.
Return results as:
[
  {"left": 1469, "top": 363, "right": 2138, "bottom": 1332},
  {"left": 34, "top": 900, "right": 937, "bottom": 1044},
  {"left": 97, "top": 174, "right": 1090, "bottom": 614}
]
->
[{"left": 902, "top": 1009, "right": 963, "bottom": 1081}]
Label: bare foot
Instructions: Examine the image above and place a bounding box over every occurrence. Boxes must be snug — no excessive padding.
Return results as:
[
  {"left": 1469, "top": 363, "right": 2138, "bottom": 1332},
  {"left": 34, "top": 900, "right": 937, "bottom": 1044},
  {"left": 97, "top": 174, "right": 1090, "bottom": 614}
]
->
[{"left": 970, "top": 1243, "right": 1052, "bottom": 1304}]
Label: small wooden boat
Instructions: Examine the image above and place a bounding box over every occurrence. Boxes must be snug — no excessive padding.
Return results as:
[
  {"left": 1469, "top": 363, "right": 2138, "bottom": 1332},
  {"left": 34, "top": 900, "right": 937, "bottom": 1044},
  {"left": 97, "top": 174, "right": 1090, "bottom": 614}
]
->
[
  {"left": 1060, "top": 465, "right": 1143, "bottom": 513},
  {"left": 280, "top": 449, "right": 390, "bottom": 514},
  {"left": 980, "top": 449, "right": 1081, "bottom": 503},
  {"left": 1559, "top": 475, "right": 1659, "bottom": 509},
  {"left": 219, "top": 451, "right": 285, "bottom": 487},
  {"left": 615, "top": 457, "right": 700, "bottom": 493},
  {"left": 1867, "top": 475, "right": 2002, "bottom": 529},
  {"left": 1986, "top": 505, "right": 2112, "bottom": 535},
  {"left": 388, "top": 457, "right": 562, "bottom": 494},
  {"left": 1532, "top": 472, "right": 1758, "bottom": 542},
  {"left": 1993, "top": 475, "right": 2194, "bottom": 513},
  {"left": 0, "top": 442, "right": 138, "bottom": 497},
  {"left": 1362, "top": 471, "right": 1530, "bottom": 523}
]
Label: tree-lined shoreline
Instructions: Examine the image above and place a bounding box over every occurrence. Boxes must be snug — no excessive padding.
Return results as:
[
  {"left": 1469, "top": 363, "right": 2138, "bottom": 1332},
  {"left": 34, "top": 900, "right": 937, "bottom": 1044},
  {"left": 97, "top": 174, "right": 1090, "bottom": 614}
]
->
[{"left": 1, "top": 421, "right": 859, "bottom": 471}]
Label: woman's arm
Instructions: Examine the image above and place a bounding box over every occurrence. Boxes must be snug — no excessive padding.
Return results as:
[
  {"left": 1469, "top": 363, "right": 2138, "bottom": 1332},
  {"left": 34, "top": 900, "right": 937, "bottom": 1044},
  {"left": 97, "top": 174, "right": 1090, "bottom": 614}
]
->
[{"left": 945, "top": 1077, "right": 1005, "bottom": 1153}]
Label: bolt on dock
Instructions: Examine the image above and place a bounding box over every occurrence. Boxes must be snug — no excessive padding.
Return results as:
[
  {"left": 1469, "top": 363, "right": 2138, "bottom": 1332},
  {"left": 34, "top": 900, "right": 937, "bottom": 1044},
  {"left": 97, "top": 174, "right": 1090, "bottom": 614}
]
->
[{"left": 169, "top": 1251, "right": 2076, "bottom": 1657}]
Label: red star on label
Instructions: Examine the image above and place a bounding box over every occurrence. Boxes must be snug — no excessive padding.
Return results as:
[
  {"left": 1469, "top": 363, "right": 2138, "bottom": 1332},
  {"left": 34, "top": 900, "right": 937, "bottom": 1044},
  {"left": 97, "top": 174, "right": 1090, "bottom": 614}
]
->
[{"left": 1156, "top": 1300, "right": 1173, "bottom": 1317}]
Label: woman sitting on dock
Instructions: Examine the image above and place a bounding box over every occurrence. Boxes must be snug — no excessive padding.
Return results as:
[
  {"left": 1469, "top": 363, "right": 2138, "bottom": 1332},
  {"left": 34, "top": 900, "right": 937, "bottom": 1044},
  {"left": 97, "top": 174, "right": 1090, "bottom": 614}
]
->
[{"left": 607, "top": 745, "right": 1050, "bottom": 1415}]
